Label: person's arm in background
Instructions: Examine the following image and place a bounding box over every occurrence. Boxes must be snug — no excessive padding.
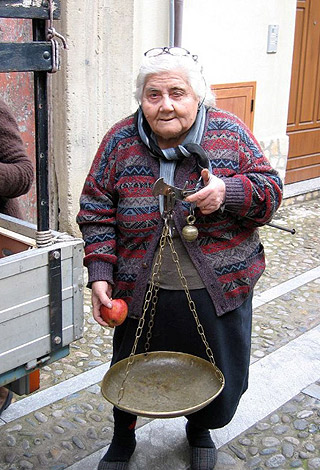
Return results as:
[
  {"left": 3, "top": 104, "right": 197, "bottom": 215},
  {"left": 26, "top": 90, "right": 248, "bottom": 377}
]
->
[{"left": 0, "top": 99, "right": 34, "bottom": 199}]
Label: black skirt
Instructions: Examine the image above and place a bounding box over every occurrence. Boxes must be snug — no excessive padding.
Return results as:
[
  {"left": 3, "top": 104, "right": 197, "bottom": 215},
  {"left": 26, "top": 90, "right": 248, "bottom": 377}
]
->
[{"left": 111, "top": 288, "right": 253, "bottom": 430}]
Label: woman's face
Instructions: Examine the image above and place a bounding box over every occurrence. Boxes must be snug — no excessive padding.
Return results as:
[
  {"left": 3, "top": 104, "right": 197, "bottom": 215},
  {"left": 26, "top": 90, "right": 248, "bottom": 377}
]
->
[{"left": 141, "top": 70, "right": 199, "bottom": 149}]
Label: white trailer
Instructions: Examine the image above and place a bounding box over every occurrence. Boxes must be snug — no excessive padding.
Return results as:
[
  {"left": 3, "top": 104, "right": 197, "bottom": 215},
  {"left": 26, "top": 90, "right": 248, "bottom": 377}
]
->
[{"left": 0, "top": 215, "right": 84, "bottom": 393}]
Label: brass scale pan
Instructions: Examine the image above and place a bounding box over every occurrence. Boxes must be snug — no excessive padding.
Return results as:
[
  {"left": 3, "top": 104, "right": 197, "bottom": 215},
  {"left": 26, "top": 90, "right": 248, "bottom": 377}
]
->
[
  {"left": 101, "top": 351, "right": 225, "bottom": 419},
  {"left": 101, "top": 183, "right": 225, "bottom": 418}
]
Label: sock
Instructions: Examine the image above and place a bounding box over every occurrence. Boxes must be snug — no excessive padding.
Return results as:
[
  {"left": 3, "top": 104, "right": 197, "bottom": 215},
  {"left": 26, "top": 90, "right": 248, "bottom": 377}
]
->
[
  {"left": 102, "top": 408, "right": 137, "bottom": 462},
  {"left": 186, "top": 420, "right": 215, "bottom": 448}
]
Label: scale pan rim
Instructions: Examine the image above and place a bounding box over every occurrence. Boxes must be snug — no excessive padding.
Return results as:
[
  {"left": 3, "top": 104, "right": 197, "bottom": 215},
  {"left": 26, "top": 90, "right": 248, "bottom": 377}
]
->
[{"left": 101, "top": 351, "right": 225, "bottom": 418}]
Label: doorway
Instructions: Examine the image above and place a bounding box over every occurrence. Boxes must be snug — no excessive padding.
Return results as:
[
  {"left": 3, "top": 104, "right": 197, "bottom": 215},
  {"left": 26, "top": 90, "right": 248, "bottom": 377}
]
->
[{"left": 286, "top": 0, "right": 320, "bottom": 184}]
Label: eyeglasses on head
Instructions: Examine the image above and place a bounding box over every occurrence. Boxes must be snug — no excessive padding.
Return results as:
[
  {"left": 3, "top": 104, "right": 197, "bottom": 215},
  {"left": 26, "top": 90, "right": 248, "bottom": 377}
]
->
[{"left": 144, "top": 46, "right": 198, "bottom": 62}]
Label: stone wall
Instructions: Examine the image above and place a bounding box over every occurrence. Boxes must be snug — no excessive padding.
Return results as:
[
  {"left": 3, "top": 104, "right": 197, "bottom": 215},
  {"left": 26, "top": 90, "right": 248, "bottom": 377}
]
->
[{"left": 260, "top": 136, "right": 289, "bottom": 181}]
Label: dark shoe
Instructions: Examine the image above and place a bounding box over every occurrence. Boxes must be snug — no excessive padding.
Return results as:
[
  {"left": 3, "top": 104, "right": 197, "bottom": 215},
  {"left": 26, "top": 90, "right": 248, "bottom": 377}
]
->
[
  {"left": 0, "top": 390, "right": 13, "bottom": 416},
  {"left": 190, "top": 444, "right": 217, "bottom": 470},
  {"left": 97, "top": 461, "right": 129, "bottom": 470}
]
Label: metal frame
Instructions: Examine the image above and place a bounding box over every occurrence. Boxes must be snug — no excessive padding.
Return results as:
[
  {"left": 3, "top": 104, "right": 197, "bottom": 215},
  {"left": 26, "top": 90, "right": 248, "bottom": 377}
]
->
[{"left": 0, "top": 42, "right": 53, "bottom": 72}]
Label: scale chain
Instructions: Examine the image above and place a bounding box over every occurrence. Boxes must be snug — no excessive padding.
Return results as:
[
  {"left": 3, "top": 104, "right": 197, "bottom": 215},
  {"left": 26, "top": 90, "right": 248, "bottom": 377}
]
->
[
  {"left": 117, "top": 213, "right": 221, "bottom": 404},
  {"left": 117, "top": 219, "right": 168, "bottom": 403},
  {"left": 166, "top": 234, "right": 217, "bottom": 367},
  {"left": 144, "top": 218, "right": 170, "bottom": 353}
]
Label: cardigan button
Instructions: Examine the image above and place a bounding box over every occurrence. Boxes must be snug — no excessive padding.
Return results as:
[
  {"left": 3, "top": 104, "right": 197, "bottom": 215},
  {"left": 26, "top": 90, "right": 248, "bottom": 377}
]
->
[{"left": 142, "top": 262, "right": 148, "bottom": 269}]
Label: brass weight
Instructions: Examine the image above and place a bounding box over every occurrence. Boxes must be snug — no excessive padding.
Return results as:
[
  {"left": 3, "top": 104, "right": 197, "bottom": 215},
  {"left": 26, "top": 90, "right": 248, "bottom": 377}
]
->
[{"left": 182, "top": 215, "right": 198, "bottom": 242}]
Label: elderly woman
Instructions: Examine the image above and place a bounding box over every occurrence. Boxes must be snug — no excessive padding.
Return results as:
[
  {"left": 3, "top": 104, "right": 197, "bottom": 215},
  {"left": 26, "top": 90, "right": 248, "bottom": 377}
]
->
[{"left": 77, "top": 47, "right": 283, "bottom": 470}]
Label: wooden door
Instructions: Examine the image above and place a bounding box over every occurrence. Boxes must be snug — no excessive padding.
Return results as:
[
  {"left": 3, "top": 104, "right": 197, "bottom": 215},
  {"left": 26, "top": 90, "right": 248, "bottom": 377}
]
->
[
  {"left": 286, "top": 0, "right": 320, "bottom": 184},
  {"left": 211, "top": 82, "right": 256, "bottom": 131}
]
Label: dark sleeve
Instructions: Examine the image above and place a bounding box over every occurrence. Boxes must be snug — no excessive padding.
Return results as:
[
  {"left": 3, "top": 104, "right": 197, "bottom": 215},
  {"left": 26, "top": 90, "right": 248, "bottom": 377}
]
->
[{"left": 0, "top": 100, "right": 34, "bottom": 198}]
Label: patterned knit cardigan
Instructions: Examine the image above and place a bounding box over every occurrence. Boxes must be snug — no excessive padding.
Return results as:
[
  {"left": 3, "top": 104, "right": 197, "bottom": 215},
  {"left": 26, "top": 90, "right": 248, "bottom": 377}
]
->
[{"left": 77, "top": 107, "right": 283, "bottom": 318}]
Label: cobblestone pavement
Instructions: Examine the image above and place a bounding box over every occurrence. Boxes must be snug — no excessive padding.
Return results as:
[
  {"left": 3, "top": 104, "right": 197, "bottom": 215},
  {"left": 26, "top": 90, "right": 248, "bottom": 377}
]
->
[
  {"left": 215, "top": 383, "right": 320, "bottom": 470},
  {"left": 0, "top": 196, "right": 319, "bottom": 470}
]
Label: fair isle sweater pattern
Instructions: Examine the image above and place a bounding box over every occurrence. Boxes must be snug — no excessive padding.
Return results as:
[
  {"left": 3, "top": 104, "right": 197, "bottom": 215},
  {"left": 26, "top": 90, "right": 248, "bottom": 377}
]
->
[{"left": 77, "top": 107, "right": 283, "bottom": 317}]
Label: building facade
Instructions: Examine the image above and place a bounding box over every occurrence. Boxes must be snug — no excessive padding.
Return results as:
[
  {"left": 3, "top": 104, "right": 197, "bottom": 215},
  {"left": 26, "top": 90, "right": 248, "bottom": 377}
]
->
[{"left": 1, "top": 0, "right": 319, "bottom": 235}]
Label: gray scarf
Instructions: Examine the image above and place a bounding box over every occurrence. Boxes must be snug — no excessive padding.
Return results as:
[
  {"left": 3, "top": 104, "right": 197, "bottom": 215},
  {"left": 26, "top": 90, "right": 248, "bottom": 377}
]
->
[{"left": 137, "top": 104, "right": 207, "bottom": 213}]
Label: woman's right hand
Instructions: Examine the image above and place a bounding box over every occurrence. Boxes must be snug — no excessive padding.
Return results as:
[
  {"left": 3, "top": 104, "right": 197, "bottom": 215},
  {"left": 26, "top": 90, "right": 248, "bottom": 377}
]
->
[{"left": 91, "top": 280, "right": 113, "bottom": 326}]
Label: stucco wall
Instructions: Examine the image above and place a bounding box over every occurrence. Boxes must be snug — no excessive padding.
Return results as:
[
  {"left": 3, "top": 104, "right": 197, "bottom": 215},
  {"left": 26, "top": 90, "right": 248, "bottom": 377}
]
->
[
  {"left": 52, "top": 0, "right": 136, "bottom": 234},
  {"left": 131, "top": 0, "right": 296, "bottom": 179},
  {"left": 132, "top": 0, "right": 169, "bottom": 87},
  {"left": 182, "top": 0, "right": 296, "bottom": 177},
  {"left": 53, "top": 0, "right": 296, "bottom": 235},
  {"left": 52, "top": 0, "right": 170, "bottom": 235}
]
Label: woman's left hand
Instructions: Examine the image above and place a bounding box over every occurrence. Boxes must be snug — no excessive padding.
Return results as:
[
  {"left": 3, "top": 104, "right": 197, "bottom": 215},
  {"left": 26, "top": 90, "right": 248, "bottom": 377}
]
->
[{"left": 185, "top": 169, "right": 226, "bottom": 215}]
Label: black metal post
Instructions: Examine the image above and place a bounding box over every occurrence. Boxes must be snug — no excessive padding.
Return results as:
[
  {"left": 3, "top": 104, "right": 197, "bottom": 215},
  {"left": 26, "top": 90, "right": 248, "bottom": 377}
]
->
[
  {"left": 48, "top": 249, "right": 63, "bottom": 351},
  {"left": 33, "top": 18, "right": 50, "bottom": 232}
]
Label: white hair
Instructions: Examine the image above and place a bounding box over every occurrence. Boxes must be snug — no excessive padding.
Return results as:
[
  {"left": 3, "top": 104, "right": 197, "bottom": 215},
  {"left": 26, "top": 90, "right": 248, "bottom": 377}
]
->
[{"left": 134, "top": 52, "right": 216, "bottom": 106}]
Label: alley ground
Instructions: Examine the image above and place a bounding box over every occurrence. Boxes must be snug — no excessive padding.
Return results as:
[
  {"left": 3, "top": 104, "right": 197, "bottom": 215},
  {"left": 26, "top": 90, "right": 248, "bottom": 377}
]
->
[{"left": 0, "top": 194, "right": 319, "bottom": 470}]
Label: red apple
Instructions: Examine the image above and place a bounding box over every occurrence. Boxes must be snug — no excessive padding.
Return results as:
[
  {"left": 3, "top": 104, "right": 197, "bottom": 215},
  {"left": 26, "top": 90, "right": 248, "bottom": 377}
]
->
[{"left": 100, "top": 299, "right": 128, "bottom": 327}]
